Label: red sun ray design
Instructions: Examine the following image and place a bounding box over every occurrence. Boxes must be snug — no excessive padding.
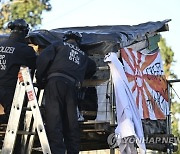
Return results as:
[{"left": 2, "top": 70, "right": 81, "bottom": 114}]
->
[
  {"left": 142, "top": 81, "right": 166, "bottom": 119},
  {"left": 136, "top": 88, "right": 140, "bottom": 108},
  {"left": 132, "top": 82, "right": 137, "bottom": 93},
  {"left": 140, "top": 52, "right": 158, "bottom": 72},
  {"left": 121, "top": 48, "right": 135, "bottom": 73},
  {"left": 143, "top": 74, "right": 168, "bottom": 102},
  {"left": 141, "top": 88, "right": 150, "bottom": 119},
  {"left": 125, "top": 72, "right": 135, "bottom": 82},
  {"left": 121, "top": 48, "right": 167, "bottom": 119}
]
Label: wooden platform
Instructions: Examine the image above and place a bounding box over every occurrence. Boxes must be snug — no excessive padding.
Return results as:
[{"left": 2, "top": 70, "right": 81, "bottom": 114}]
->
[
  {"left": 0, "top": 121, "right": 178, "bottom": 153},
  {"left": 0, "top": 121, "right": 112, "bottom": 153}
]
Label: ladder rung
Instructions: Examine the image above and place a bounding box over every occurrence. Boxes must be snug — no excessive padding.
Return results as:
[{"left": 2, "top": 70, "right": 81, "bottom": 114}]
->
[
  {"left": 79, "top": 121, "right": 109, "bottom": 125},
  {"left": 0, "top": 130, "right": 36, "bottom": 135},
  {"left": 0, "top": 124, "right": 7, "bottom": 126},
  {"left": 17, "top": 130, "right": 36, "bottom": 135},
  {"left": 22, "top": 107, "right": 44, "bottom": 111},
  {"left": 82, "top": 129, "right": 106, "bottom": 133},
  {"left": 0, "top": 131, "right": 5, "bottom": 134},
  {"left": 22, "top": 107, "right": 31, "bottom": 111}
]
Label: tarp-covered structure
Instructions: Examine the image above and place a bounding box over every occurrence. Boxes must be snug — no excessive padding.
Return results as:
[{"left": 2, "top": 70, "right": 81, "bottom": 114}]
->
[
  {"left": 1, "top": 19, "right": 176, "bottom": 152},
  {"left": 26, "top": 20, "right": 170, "bottom": 114},
  {"left": 26, "top": 19, "right": 173, "bottom": 152}
]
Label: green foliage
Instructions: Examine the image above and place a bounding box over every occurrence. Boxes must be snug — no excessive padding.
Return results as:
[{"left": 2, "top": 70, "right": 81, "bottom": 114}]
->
[
  {"left": 171, "top": 108, "right": 180, "bottom": 136},
  {"left": 158, "top": 37, "right": 177, "bottom": 79},
  {"left": 0, "top": 0, "right": 52, "bottom": 33},
  {"left": 171, "top": 101, "right": 180, "bottom": 154},
  {"left": 159, "top": 36, "right": 180, "bottom": 153}
]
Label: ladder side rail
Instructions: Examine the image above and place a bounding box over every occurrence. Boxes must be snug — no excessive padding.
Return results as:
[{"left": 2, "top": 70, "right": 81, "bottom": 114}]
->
[
  {"left": 23, "top": 89, "right": 45, "bottom": 154},
  {"left": 20, "top": 70, "right": 38, "bottom": 154},
  {"left": 21, "top": 67, "right": 51, "bottom": 154},
  {"left": 2, "top": 79, "right": 26, "bottom": 154}
]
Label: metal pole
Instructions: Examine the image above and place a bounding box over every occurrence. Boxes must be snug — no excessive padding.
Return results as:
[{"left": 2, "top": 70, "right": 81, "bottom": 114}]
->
[
  {"left": 167, "top": 79, "right": 180, "bottom": 83},
  {"left": 166, "top": 81, "right": 173, "bottom": 154},
  {"left": 109, "top": 74, "right": 116, "bottom": 154},
  {"left": 166, "top": 79, "right": 180, "bottom": 154},
  {"left": 110, "top": 148, "right": 115, "bottom": 154},
  {"left": 167, "top": 81, "right": 172, "bottom": 135},
  {"left": 109, "top": 74, "right": 116, "bottom": 125}
]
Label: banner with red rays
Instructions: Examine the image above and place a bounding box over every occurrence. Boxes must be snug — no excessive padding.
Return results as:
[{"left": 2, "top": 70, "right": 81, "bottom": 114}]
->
[{"left": 121, "top": 48, "right": 169, "bottom": 120}]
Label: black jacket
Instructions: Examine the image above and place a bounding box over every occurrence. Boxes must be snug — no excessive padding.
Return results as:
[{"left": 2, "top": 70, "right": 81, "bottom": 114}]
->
[
  {"left": 36, "top": 40, "right": 96, "bottom": 86},
  {"left": 0, "top": 32, "right": 37, "bottom": 87}
]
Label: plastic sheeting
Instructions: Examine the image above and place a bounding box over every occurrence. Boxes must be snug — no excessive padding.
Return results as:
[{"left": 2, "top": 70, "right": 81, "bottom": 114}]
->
[{"left": 26, "top": 19, "right": 170, "bottom": 55}]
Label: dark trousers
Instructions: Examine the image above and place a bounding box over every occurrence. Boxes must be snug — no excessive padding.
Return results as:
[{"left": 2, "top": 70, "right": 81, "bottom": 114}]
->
[
  {"left": 45, "top": 77, "right": 80, "bottom": 154},
  {"left": 0, "top": 86, "right": 15, "bottom": 123}
]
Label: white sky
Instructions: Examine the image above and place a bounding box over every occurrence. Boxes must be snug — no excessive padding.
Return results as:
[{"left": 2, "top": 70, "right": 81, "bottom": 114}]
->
[{"left": 41, "top": 0, "right": 180, "bottom": 99}]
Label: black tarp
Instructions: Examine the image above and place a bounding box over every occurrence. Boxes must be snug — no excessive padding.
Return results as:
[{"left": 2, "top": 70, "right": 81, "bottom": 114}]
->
[
  {"left": 0, "top": 20, "right": 170, "bottom": 55},
  {"left": 26, "top": 19, "right": 170, "bottom": 55}
]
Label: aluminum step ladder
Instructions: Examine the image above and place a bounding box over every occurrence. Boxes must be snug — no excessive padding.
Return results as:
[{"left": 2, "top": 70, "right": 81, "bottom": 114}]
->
[{"left": 1, "top": 66, "right": 51, "bottom": 154}]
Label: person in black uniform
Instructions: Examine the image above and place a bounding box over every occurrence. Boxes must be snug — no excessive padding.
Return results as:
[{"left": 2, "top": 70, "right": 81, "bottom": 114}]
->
[
  {"left": 36, "top": 31, "right": 96, "bottom": 154},
  {"left": 0, "top": 19, "right": 37, "bottom": 123}
]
